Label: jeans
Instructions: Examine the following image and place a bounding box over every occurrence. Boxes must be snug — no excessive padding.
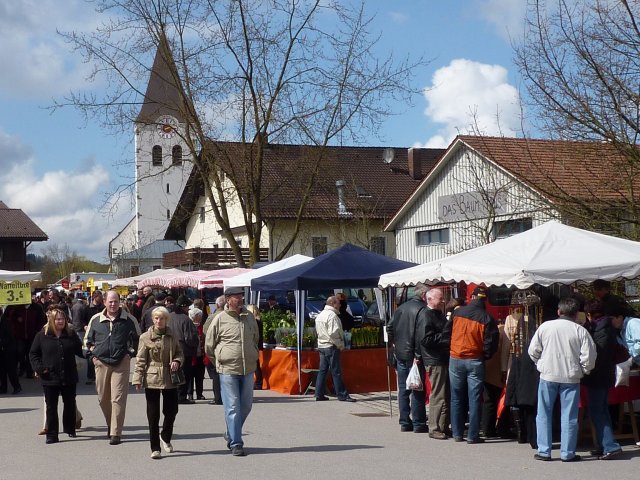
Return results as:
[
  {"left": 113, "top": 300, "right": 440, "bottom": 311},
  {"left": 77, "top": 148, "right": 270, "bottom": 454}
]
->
[
  {"left": 219, "top": 373, "right": 254, "bottom": 448},
  {"left": 587, "top": 386, "right": 621, "bottom": 454},
  {"left": 449, "top": 357, "right": 484, "bottom": 440},
  {"left": 316, "top": 346, "right": 349, "bottom": 400},
  {"left": 536, "top": 379, "right": 579, "bottom": 460},
  {"left": 396, "top": 360, "right": 426, "bottom": 429}
]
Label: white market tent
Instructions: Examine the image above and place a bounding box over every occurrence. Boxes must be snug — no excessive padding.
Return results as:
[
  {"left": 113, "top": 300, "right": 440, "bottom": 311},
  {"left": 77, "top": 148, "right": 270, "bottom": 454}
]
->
[
  {"left": 0, "top": 270, "right": 41, "bottom": 282},
  {"left": 222, "top": 254, "right": 313, "bottom": 289},
  {"left": 379, "top": 221, "right": 640, "bottom": 289}
]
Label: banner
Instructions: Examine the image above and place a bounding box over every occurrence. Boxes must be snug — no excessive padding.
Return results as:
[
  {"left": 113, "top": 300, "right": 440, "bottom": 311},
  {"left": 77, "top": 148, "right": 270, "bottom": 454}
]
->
[{"left": 0, "top": 281, "right": 31, "bottom": 305}]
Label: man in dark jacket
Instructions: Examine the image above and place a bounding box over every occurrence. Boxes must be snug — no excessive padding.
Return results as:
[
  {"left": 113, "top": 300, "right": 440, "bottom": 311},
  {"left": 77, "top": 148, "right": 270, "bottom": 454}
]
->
[
  {"left": 170, "top": 295, "right": 199, "bottom": 404},
  {"left": 70, "top": 293, "right": 94, "bottom": 384},
  {"left": 419, "top": 288, "right": 449, "bottom": 439},
  {"left": 140, "top": 292, "right": 168, "bottom": 332},
  {"left": 387, "top": 283, "right": 429, "bottom": 433},
  {"left": 443, "top": 286, "right": 499, "bottom": 444},
  {"left": 85, "top": 290, "right": 140, "bottom": 445}
]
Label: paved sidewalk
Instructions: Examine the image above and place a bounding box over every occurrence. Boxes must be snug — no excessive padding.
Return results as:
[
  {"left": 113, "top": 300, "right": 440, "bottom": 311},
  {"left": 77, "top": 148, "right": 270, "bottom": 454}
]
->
[{"left": 0, "top": 374, "right": 638, "bottom": 480}]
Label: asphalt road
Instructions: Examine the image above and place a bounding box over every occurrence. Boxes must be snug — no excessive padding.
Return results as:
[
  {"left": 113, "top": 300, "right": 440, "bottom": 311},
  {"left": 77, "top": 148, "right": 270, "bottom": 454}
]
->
[{"left": 1, "top": 368, "right": 638, "bottom": 480}]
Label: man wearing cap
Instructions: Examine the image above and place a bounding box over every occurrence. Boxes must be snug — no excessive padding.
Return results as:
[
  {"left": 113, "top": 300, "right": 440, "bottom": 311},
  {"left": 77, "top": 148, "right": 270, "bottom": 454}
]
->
[
  {"left": 204, "top": 287, "right": 259, "bottom": 457},
  {"left": 443, "top": 286, "right": 499, "bottom": 444},
  {"left": 171, "top": 295, "right": 199, "bottom": 404}
]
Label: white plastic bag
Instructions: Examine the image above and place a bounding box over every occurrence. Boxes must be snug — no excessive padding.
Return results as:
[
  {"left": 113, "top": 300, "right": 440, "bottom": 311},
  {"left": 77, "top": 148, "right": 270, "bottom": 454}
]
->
[
  {"left": 406, "top": 362, "right": 423, "bottom": 391},
  {"left": 615, "top": 357, "right": 632, "bottom": 387}
]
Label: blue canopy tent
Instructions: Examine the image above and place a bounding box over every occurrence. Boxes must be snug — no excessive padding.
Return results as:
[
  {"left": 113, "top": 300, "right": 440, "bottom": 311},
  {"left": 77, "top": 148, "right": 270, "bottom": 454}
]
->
[{"left": 251, "top": 243, "right": 415, "bottom": 395}]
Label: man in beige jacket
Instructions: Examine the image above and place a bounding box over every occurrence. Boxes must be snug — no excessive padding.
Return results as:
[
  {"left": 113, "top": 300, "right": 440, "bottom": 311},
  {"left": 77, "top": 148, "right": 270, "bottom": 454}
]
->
[{"left": 204, "top": 287, "right": 259, "bottom": 457}]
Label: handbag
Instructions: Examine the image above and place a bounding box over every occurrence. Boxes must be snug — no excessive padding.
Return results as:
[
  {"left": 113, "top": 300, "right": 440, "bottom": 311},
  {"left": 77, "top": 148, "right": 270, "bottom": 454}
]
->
[
  {"left": 170, "top": 368, "right": 186, "bottom": 386},
  {"left": 169, "top": 345, "right": 185, "bottom": 386}
]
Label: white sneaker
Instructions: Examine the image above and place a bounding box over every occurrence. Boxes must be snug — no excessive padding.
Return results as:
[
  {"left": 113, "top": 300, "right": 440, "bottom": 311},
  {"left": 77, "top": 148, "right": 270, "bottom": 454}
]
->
[
  {"left": 151, "top": 450, "right": 161, "bottom": 459},
  {"left": 160, "top": 438, "right": 173, "bottom": 453}
]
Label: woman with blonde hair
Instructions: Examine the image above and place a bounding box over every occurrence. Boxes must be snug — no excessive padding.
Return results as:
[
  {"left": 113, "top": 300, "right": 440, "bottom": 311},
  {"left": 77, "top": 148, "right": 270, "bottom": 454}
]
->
[
  {"left": 132, "top": 306, "right": 184, "bottom": 459},
  {"left": 29, "top": 306, "right": 83, "bottom": 444}
]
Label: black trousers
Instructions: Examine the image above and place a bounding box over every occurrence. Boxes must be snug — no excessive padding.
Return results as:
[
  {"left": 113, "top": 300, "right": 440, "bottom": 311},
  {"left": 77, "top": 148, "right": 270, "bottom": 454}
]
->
[
  {"left": 179, "top": 356, "right": 194, "bottom": 400},
  {"left": 481, "top": 382, "right": 502, "bottom": 436},
  {"left": 188, "top": 356, "right": 206, "bottom": 397},
  {"left": 0, "top": 348, "right": 20, "bottom": 391},
  {"left": 205, "top": 363, "right": 222, "bottom": 404},
  {"left": 43, "top": 384, "right": 77, "bottom": 439},
  {"left": 145, "top": 388, "right": 179, "bottom": 452},
  {"left": 254, "top": 359, "right": 263, "bottom": 387}
]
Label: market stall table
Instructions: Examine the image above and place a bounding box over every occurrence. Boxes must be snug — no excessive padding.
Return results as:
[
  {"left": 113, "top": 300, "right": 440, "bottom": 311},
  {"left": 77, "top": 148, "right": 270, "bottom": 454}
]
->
[{"left": 259, "top": 347, "right": 396, "bottom": 395}]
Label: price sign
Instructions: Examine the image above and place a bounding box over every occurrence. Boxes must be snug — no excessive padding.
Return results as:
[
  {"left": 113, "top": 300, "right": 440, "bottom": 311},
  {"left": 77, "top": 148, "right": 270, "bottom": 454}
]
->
[{"left": 0, "top": 281, "right": 31, "bottom": 305}]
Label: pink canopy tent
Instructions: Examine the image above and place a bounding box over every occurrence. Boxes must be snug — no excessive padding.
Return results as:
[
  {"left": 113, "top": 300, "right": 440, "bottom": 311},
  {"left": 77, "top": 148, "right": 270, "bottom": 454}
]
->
[
  {"left": 198, "top": 268, "right": 252, "bottom": 289},
  {"left": 137, "top": 268, "right": 250, "bottom": 289}
]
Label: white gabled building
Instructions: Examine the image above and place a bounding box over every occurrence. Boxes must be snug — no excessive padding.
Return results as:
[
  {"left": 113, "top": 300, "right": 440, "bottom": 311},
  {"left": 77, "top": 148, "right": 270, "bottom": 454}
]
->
[{"left": 385, "top": 136, "right": 562, "bottom": 264}]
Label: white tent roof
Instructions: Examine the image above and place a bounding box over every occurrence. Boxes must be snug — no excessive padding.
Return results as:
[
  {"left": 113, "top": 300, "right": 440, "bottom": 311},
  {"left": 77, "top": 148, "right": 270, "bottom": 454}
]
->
[
  {"left": 0, "top": 270, "right": 41, "bottom": 282},
  {"left": 223, "top": 255, "right": 314, "bottom": 289},
  {"left": 379, "top": 221, "right": 640, "bottom": 289}
]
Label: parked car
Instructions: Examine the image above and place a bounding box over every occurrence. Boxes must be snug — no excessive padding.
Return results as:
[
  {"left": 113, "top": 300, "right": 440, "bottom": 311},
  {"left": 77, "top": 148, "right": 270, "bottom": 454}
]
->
[{"left": 306, "top": 289, "right": 367, "bottom": 319}]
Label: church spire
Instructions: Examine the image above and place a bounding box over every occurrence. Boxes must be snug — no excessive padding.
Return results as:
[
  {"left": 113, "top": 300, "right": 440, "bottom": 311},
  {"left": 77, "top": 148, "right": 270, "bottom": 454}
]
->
[{"left": 136, "top": 32, "right": 184, "bottom": 124}]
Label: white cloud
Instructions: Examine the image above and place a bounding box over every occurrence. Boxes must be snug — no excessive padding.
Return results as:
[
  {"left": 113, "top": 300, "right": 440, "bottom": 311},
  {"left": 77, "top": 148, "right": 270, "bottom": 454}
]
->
[
  {"left": 474, "top": 0, "right": 527, "bottom": 41},
  {"left": 0, "top": 0, "right": 98, "bottom": 98},
  {"left": 0, "top": 129, "right": 130, "bottom": 261},
  {"left": 417, "top": 59, "right": 521, "bottom": 148},
  {"left": 388, "top": 11, "right": 410, "bottom": 24}
]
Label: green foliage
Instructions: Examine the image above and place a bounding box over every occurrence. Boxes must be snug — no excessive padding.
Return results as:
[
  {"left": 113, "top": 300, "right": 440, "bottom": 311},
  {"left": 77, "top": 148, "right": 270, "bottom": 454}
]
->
[
  {"left": 350, "top": 326, "right": 381, "bottom": 348},
  {"left": 28, "top": 248, "right": 110, "bottom": 286},
  {"left": 261, "top": 309, "right": 295, "bottom": 343}
]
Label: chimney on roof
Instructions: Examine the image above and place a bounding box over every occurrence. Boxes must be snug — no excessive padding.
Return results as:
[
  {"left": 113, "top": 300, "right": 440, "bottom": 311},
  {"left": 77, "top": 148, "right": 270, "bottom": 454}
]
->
[
  {"left": 335, "top": 180, "right": 352, "bottom": 217},
  {"left": 407, "top": 148, "right": 424, "bottom": 180}
]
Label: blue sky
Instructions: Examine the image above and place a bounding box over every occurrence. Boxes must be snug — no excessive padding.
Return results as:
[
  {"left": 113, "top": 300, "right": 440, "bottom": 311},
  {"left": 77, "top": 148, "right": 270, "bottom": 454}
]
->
[{"left": 0, "top": 0, "right": 526, "bottom": 262}]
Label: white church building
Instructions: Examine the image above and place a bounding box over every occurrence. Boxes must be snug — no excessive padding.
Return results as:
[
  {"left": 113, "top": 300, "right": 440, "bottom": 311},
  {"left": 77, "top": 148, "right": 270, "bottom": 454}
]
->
[{"left": 109, "top": 39, "right": 191, "bottom": 276}]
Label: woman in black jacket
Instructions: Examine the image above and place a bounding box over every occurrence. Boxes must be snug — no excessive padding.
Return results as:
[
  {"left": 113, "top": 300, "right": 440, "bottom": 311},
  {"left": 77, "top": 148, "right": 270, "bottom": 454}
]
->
[
  {"left": 582, "top": 300, "right": 623, "bottom": 460},
  {"left": 29, "top": 306, "right": 83, "bottom": 444}
]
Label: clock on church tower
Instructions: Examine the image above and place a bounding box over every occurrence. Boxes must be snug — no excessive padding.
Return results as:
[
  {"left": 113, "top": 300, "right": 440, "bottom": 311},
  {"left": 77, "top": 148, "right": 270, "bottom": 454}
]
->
[{"left": 156, "top": 115, "right": 178, "bottom": 139}]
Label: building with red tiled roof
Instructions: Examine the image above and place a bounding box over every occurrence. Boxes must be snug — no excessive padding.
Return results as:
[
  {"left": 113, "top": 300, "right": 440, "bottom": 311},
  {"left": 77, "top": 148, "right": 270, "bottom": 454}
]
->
[
  {"left": 385, "top": 135, "right": 640, "bottom": 264},
  {"left": 0, "top": 201, "right": 48, "bottom": 270},
  {"left": 164, "top": 142, "right": 444, "bottom": 265}
]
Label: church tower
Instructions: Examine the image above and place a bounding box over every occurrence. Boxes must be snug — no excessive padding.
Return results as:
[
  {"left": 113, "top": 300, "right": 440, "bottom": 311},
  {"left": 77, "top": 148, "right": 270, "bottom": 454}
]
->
[
  {"left": 109, "top": 34, "right": 192, "bottom": 274},
  {"left": 133, "top": 34, "right": 192, "bottom": 250}
]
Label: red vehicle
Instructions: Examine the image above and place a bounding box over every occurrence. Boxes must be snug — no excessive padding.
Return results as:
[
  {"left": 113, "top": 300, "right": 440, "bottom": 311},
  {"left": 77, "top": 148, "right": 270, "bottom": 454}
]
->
[{"left": 464, "top": 283, "right": 513, "bottom": 322}]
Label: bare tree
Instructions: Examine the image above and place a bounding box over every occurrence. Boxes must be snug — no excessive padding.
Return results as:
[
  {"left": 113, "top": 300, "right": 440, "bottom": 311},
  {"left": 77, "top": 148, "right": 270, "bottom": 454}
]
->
[
  {"left": 514, "top": 0, "right": 640, "bottom": 238},
  {"left": 56, "top": 0, "right": 423, "bottom": 265}
]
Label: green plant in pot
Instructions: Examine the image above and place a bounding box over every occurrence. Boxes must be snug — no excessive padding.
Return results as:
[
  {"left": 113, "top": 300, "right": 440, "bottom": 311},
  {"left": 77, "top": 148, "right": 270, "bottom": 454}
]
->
[{"left": 262, "top": 309, "right": 294, "bottom": 345}]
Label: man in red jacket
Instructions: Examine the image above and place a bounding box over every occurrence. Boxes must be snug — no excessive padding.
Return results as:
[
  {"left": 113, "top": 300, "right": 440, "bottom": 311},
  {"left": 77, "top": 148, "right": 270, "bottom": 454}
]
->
[{"left": 443, "top": 287, "right": 498, "bottom": 444}]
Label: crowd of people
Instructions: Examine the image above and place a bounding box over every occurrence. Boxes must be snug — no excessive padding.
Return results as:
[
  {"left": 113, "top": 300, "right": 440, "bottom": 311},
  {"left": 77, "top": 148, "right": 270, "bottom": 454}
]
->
[
  {"left": 1, "top": 278, "right": 639, "bottom": 460},
  {"left": 386, "top": 280, "right": 640, "bottom": 462}
]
